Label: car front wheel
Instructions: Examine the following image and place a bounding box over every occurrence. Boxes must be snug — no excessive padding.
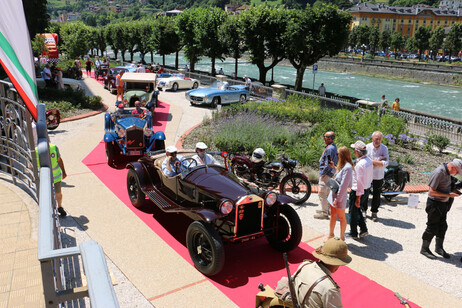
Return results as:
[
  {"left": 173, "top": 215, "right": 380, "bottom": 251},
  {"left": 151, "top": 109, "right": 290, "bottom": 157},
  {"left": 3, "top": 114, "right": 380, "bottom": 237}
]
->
[
  {"left": 127, "top": 168, "right": 146, "bottom": 208},
  {"left": 239, "top": 94, "right": 246, "bottom": 103},
  {"left": 210, "top": 97, "right": 220, "bottom": 109},
  {"left": 105, "top": 141, "right": 118, "bottom": 167},
  {"left": 264, "top": 204, "right": 302, "bottom": 252},
  {"left": 186, "top": 221, "right": 225, "bottom": 276}
]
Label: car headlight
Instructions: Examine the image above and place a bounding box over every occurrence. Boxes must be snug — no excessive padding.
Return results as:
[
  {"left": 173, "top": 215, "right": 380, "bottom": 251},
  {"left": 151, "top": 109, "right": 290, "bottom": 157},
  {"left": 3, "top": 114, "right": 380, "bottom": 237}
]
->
[
  {"left": 185, "top": 93, "right": 189, "bottom": 99},
  {"left": 144, "top": 127, "right": 152, "bottom": 137},
  {"left": 117, "top": 128, "right": 126, "bottom": 138},
  {"left": 220, "top": 200, "right": 234, "bottom": 215},
  {"left": 203, "top": 95, "right": 207, "bottom": 102},
  {"left": 265, "top": 192, "right": 277, "bottom": 207}
]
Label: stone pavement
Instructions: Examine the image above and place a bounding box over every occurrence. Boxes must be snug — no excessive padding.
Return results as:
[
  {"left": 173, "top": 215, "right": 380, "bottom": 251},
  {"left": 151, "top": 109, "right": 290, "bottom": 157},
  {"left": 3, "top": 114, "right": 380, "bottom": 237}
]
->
[{"left": 1, "top": 74, "right": 461, "bottom": 307}]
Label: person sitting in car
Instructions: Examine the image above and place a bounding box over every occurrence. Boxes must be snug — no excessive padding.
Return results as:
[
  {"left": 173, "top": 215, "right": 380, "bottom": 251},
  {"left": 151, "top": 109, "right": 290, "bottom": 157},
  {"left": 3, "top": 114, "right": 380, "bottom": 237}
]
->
[
  {"left": 220, "top": 81, "right": 230, "bottom": 90},
  {"left": 131, "top": 100, "right": 146, "bottom": 115},
  {"left": 162, "top": 145, "right": 184, "bottom": 177},
  {"left": 192, "top": 142, "right": 218, "bottom": 166},
  {"left": 111, "top": 103, "right": 125, "bottom": 122}
]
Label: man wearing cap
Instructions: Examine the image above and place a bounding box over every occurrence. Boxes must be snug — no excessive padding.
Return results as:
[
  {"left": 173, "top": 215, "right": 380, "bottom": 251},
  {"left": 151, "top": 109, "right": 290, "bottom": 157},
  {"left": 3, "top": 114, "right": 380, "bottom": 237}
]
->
[
  {"left": 292, "top": 237, "right": 351, "bottom": 307},
  {"left": 314, "top": 131, "right": 338, "bottom": 220},
  {"left": 162, "top": 146, "right": 184, "bottom": 177},
  {"left": 420, "top": 159, "right": 462, "bottom": 259},
  {"left": 244, "top": 75, "right": 252, "bottom": 91},
  {"left": 192, "top": 142, "right": 218, "bottom": 166},
  {"left": 348, "top": 140, "right": 373, "bottom": 239},
  {"left": 111, "top": 102, "right": 125, "bottom": 122},
  {"left": 366, "top": 131, "right": 389, "bottom": 221}
]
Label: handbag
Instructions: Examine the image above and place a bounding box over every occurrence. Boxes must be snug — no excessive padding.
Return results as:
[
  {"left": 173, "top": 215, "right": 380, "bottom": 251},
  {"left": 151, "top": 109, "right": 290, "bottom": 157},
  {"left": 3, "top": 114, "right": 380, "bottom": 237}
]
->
[{"left": 326, "top": 178, "right": 340, "bottom": 194}]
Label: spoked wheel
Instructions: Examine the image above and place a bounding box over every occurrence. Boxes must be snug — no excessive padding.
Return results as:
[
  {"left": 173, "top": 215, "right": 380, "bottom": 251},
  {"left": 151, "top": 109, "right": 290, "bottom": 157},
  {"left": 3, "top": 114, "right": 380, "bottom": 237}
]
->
[
  {"left": 127, "top": 168, "right": 146, "bottom": 208},
  {"left": 264, "top": 204, "right": 302, "bottom": 252},
  {"left": 186, "top": 221, "right": 225, "bottom": 276},
  {"left": 105, "top": 141, "right": 118, "bottom": 167},
  {"left": 279, "top": 174, "right": 311, "bottom": 205},
  {"left": 231, "top": 161, "right": 252, "bottom": 181},
  {"left": 382, "top": 177, "right": 406, "bottom": 201}
]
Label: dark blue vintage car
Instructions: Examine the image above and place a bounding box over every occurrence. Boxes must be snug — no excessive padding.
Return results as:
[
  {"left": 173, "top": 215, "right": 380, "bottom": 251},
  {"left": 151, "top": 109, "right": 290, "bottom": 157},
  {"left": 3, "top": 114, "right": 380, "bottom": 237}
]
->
[{"left": 104, "top": 108, "right": 165, "bottom": 166}]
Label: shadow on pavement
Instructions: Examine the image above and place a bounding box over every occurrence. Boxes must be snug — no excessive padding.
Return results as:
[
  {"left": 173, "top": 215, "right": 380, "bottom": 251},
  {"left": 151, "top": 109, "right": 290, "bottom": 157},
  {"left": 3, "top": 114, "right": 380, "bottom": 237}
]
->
[
  {"left": 376, "top": 217, "right": 415, "bottom": 229},
  {"left": 347, "top": 234, "right": 403, "bottom": 261}
]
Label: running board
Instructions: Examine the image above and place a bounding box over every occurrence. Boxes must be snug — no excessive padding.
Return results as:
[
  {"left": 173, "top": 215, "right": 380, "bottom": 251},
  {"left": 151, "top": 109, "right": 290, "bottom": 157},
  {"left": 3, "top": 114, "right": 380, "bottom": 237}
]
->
[{"left": 145, "top": 188, "right": 181, "bottom": 212}]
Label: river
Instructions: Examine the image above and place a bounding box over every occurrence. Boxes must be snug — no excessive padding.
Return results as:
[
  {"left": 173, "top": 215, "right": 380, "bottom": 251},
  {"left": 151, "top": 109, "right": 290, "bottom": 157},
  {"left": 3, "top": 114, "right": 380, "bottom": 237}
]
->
[{"left": 117, "top": 51, "right": 462, "bottom": 120}]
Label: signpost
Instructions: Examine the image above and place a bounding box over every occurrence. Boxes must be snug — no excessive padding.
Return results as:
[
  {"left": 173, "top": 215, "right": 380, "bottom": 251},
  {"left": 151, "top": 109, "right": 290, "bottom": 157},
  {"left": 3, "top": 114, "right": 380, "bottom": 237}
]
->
[{"left": 312, "top": 64, "right": 318, "bottom": 91}]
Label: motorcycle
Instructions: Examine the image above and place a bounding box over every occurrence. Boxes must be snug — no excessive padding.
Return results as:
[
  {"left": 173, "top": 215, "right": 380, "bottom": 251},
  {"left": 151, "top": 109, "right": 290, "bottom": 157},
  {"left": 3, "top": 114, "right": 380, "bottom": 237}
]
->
[
  {"left": 46, "top": 109, "right": 60, "bottom": 130},
  {"left": 381, "top": 161, "right": 410, "bottom": 201},
  {"left": 231, "top": 153, "right": 311, "bottom": 205}
]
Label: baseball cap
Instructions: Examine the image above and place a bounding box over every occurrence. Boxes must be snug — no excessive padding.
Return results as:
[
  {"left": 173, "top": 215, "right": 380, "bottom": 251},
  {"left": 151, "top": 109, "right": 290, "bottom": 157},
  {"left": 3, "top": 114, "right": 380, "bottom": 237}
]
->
[
  {"left": 118, "top": 103, "right": 124, "bottom": 108},
  {"left": 351, "top": 140, "right": 366, "bottom": 151},
  {"left": 195, "top": 142, "right": 208, "bottom": 150},
  {"left": 166, "top": 145, "right": 178, "bottom": 153},
  {"left": 452, "top": 159, "right": 462, "bottom": 174}
]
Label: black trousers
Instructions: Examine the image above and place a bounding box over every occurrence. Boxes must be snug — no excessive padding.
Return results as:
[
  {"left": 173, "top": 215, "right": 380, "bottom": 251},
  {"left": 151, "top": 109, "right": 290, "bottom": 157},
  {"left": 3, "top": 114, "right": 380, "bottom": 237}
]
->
[
  {"left": 422, "top": 198, "right": 450, "bottom": 241},
  {"left": 370, "top": 179, "right": 383, "bottom": 213}
]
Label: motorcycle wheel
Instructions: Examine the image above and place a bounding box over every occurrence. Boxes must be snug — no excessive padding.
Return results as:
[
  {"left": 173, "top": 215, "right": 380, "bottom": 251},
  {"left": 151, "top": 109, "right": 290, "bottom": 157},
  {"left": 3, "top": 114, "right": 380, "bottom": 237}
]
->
[
  {"left": 231, "top": 161, "right": 252, "bottom": 181},
  {"left": 279, "top": 174, "right": 312, "bottom": 205},
  {"left": 381, "top": 177, "right": 406, "bottom": 201},
  {"left": 264, "top": 204, "right": 302, "bottom": 252},
  {"left": 186, "top": 221, "right": 225, "bottom": 276}
]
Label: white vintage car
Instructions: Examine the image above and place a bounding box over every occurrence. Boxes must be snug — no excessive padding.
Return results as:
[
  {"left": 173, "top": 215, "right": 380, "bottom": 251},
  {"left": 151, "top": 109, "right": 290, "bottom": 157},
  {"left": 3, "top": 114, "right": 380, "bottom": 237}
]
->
[{"left": 156, "top": 74, "right": 200, "bottom": 92}]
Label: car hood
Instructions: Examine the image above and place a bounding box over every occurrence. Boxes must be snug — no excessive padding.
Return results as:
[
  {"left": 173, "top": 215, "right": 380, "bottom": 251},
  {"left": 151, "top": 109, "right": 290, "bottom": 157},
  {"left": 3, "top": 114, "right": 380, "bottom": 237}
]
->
[
  {"left": 186, "top": 167, "right": 249, "bottom": 201},
  {"left": 125, "top": 90, "right": 148, "bottom": 97},
  {"left": 116, "top": 116, "right": 147, "bottom": 129},
  {"left": 187, "top": 88, "right": 220, "bottom": 97}
]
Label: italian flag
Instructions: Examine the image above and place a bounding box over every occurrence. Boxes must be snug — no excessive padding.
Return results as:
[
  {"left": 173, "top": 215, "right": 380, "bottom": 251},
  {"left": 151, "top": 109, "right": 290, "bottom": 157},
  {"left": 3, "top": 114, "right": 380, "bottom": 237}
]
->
[{"left": 0, "top": 0, "right": 38, "bottom": 120}]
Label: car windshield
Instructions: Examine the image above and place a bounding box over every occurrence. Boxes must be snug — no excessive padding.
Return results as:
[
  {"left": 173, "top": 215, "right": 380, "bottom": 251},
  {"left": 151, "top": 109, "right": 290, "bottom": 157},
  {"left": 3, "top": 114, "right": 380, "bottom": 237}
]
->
[
  {"left": 172, "top": 74, "right": 185, "bottom": 78},
  {"left": 178, "top": 152, "right": 227, "bottom": 177},
  {"left": 125, "top": 82, "right": 153, "bottom": 91}
]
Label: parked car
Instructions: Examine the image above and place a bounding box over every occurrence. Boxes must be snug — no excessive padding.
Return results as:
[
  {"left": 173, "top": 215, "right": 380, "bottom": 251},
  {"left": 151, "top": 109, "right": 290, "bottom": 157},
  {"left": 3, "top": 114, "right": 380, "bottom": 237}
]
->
[
  {"left": 185, "top": 81, "right": 248, "bottom": 108},
  {"left": 157, "top": 74, "right": 200, "bottom": 92},
  {"left": 104, "top": 106, "right": 165, "bottom": 167},
  {"left": 103, "top": 67, "right": 129, "bottom": 93},
  {"left": 126, "top": 150, "right": 302, "bottom": 276},
  {"left": 122, "top": 73, "right": 159, "bottom": 108}
]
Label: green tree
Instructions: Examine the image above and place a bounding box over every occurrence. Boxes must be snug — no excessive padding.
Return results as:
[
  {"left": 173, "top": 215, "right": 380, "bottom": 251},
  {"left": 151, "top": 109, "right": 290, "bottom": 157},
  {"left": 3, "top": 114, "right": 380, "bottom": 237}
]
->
[
  {"left": 379, "top": 30, "right": 392, "bottom": 53},
  {"left": 368, "top": 26, "right": 380, "bottom": 58},
  {"left": 414, "top": 26, "right": 431, "bottom": 60},
  {"left": 23, "top": 0, "right": 48, "bottom": 38},
  {"left": 405, "top": 36, "right": 417, "bottom": 54},
  {"left": 104, "top": 24, "right": 118, "bottom": 60},
  {"left": 429, "top": 27, "right": 445, "bottom": 60},
  {"left": 240, "top": 5, "right": 290, "bottom": 84},
  {"left": 153, "top": 16, "right": 181, "bottom": 67},
  {"left": 219, "top": 15, "right": 246, "bottom": 76},
  {"left": 94, "top": 27, "right": 107, "bottom": 57},
  {"left": 195, "top": 7, "right": 228, "bottom": 75},
  {"left": 284, "top": 4, "right": 352, "bottom": 90},
  {"left": 60, "top": 22, "right": 92, "bottom": 59},
  {"left": 443, "top": 23, "right": 462, "bottom": 63},
  {"left": 352, "top": 24, "right": 370, "bottom": 58},
  {"left": 31, "top": 35, "right": 46, "bottom": 57},
  {"left": 390, "top": 32, "right": 406, "bottom": 59},
  {"left": 176, "top": 9, "right": 203, "bottom": 71},
  {"left": 134, "top": 20, "right": 154, "bottom": 63}
]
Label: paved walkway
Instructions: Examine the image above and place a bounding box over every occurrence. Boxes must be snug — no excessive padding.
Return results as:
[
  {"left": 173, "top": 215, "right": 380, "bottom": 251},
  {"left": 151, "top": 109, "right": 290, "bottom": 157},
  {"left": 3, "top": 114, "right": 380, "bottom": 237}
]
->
[{"left": 1, "top": 74, "right": 461, "bottom": 307}]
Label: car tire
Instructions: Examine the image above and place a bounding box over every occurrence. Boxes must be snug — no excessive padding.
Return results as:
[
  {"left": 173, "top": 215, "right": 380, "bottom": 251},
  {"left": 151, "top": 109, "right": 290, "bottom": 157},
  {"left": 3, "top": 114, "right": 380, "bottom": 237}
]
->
[
  {"left": 192, "top": 82, "right": 199, "bottom": 89},
  {"left": 239, "top": 94, "right": 246, "bottom": 103},
  {"left": 127, "top": 168, "right": 146, "bottom": 208},
  {"left": 105, "top": 141, "right": 118, "bottom": 167},
  {"left": 210, "top": 97, "right": 220, "bottom": 109},
  {"left": 172, "top": 83, "right": 178, "bottom": 92},
  {"left": 186, "top": 221, "right": 225, "bottom": 276},
  {"left": 264, "top": 203, "right": 302, "bottom": 252},
  {"left": 279, "top": 174, "right": 312, "bottom": 205}
]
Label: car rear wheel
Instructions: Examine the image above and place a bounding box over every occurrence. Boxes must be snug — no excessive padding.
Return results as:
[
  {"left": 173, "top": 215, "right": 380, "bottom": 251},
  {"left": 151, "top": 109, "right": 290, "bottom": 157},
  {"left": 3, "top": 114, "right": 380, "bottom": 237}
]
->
[
  {"left": 264, "top": 204, "right": 302, "bottom": 252},
  {"left": 172, "top": 83, "right": 178, "bottom": 92},
  {"left": 239, "top": 94, "right": 246, "bottom": 103},
  {"left": 105, "top": 141, "right": 118, "bottom": 167},
  {"left": 210, "top": 97, "right": 220, "bottom": 109},
  {"left": 186, "top": 221, "right": 224, "bottom": 276},
  {"left": 192, "top": 82, "right": 199, "bottom": 89},
  {"left": 279, "top": 174, "right": 311, "bottom": 205},
  {"left": 127, "top": 168, "right": 146, "bottom": 208}
]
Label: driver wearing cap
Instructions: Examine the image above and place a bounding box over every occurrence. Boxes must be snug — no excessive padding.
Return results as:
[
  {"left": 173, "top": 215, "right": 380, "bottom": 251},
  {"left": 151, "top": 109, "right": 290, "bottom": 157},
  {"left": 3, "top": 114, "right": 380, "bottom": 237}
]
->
[
  {"left": 293, "top": 237, "right": 352, "bottom": 307},
  {"left": 162, "top": 145, "right": 184, "bottom": 177},
  {"left": 192, "top": 142, "right": 218, "bottom": 166}
]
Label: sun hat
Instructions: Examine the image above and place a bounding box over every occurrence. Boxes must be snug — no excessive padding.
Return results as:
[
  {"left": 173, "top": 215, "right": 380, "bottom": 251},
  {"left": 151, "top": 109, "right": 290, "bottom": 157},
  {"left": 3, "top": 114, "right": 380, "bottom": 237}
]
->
[
  {"left": 195, "top": 142, "right": 208, "bottom": 150},
  {"left": 312, "top": 237, "right": 352, "bottom": 266},
  {"left": 350, "top": 140, "right": 366, "bottom": 151},
  {"left": 452, "top": 159, "right": 462, "bottom": 174},
  {"left": 166, "top": 145, "right": 178, "bottom": 153}
]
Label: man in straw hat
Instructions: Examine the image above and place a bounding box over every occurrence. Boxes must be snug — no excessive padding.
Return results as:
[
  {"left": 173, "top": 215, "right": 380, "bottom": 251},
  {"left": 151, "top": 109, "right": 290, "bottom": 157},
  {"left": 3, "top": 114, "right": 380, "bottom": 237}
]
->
[{"left": 292, "top": 237, "right": 351, "bottom": 307}]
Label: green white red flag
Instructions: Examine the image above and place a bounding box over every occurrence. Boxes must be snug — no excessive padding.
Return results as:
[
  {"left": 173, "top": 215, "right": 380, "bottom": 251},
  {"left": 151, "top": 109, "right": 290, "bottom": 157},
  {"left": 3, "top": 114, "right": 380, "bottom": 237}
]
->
[{"left": 0, "top": 0, "right": 38, "bottom": 120}]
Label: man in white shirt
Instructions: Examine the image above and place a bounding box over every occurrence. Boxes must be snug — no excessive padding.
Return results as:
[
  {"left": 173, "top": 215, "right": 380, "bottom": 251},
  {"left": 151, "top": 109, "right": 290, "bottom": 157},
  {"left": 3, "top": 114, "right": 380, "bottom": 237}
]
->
[
  {"left": 318, "top": 83, "right": 326, "bottom": 96},
  {"left": 162, "top": 145, "right": 184, "bottom": 177},
  {"left": 348, "top": 140, "right": 373, "bottom": 239},
  {"left": 192, "top": 142, "right": 218, "bottom": 166},
  {"left": 366, "top": 131, "right": 389, "bottom": 221},
  {"left": 244, "top": 75, "right": 252, "bottom": 91},
  {"left": 136, "top": 64, "right": 145, "bottom": 73},
  {"left": 95, "top": 56, "right": 102, "bottom": 69},
  {"left": 43, "top": 64, "right": 54, "bottom": 87}
]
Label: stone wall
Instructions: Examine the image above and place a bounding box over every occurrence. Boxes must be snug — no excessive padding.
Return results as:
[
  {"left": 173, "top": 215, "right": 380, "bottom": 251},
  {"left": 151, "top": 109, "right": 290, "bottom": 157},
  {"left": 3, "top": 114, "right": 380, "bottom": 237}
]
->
[{"left": 317, "top": 60, "right": 462, "bottom": 86}]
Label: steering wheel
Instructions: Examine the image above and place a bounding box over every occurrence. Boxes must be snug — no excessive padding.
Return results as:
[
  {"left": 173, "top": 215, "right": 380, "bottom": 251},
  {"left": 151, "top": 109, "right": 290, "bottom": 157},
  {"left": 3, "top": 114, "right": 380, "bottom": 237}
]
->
[{"left": 179, "top": 158, "right": 198, "bottom": 173}]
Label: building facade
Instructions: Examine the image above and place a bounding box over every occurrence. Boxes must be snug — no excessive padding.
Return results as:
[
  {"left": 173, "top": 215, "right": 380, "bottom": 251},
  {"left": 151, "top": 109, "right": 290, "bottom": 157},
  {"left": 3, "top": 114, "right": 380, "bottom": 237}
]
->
[{"left": 349, "top": 3, "right": 462, "bottom": 37}]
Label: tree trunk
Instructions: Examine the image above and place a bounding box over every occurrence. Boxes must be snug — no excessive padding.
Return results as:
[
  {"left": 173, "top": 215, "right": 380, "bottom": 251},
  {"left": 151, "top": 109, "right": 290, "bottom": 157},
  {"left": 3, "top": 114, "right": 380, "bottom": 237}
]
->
[
  {"left": 130, "top": 51, "right": 134, "bottom": 62},
  {"left": 234, "top": 58, "right": 238, "bottom": 77},
  {"left": 162, "top": 55, "right": 165, "bottom": 66},
  {"left": 122, "top": 51, "right": 126, "bottom": 63},
  {"left": 294, "top": 65, "right": 306, "bottom": 91},
  {"left": 175, "top": 51, "right": 179, "bottom": 70},
  {"left": 151, "top": 51, "right": 153, "bottom": 63},
  {"left": 211, "top": 57, "right": 216, "bottom": 75}
]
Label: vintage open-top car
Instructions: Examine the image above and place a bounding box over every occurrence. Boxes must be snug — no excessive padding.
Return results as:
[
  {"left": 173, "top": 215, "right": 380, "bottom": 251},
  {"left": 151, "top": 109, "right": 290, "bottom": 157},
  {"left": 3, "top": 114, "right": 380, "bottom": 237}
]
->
[
  {"left": 103, "top": 67, "right": 129, "bottom": 93},
  {"left": 122, "top": 73, "right": 159, "bottom": 108},
  {"left": 156, "top": 74, "right": 200, "bottom": 92},
  {"left": 126, "top": 150, "right": 302, "bottom": 276},
  {"left": 104, "top": 106, "right": 165, "bottom": 167},
  {"left": 185, "top": 80, "right": 249, "bottom": 108}
]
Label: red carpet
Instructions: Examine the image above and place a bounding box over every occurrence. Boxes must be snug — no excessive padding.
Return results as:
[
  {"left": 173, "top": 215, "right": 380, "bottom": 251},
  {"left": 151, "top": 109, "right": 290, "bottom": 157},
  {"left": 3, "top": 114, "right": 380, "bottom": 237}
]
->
[
  {"left": 82, "top": 142, "right": 418, "bottom": 307},
  {"left": 87, "top": 71, "right": 104, "bottom": 86}
]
